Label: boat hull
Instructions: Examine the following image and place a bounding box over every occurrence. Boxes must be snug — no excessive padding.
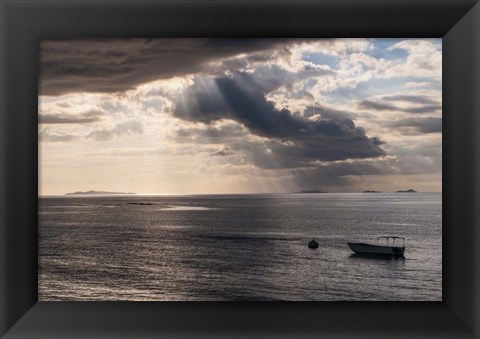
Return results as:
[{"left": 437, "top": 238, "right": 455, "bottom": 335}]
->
[{"left": 347, "top": 242, "right": 405, "bottom": 256}]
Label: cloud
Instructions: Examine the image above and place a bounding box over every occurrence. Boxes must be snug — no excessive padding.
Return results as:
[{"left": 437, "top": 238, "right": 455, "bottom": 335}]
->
[
  {"left": 210, "top": 148, "right": 236, "bottom": 157},
  {"left": 358, "top": 100, "right": 397, "bottom": 111},
  {"left": 211, "top": 150, "right": 228, "bottom": 157},
  {"left": 267, "top": 156, "right": 402, "bottom": 192},
  {"left": 38, "top": 38, "right": 442, "bottom": 194},
  {"left": 39, "top": 38, "right": 305, "bottom": 96},
  {"left": 39, "top": 114, "right": 100, "bottom": 124},
  {"left": 86, "top": 120, "right": 143, "bottom": 141},
  {"left": 404, "top": 81, "right": 433, "bottom": 89},
  {"left": 382, "top": 94, "right": 439, "bottom": 105},
  {"left": 173, "top": 72, "right": 386, "bottom": 169},
  {"left": 358, "top": 96, "right": 441, "bottom": 114},
  {"left": 39, "top": 129, "right": 77, "bottom": 142},
  {"left": 400, "top": 105, "right": 442, "bottom": 114},
  {"left": 389, "top": 117, "right": 442, "bottom": 134},
  {"left": 175, "top": 122, "right": 248, "bottom": 144},
  {"left": 39, "top": 109, "right": 104, "bottom": 124},
  {"left": 385, "top": 39, "right": 442, "bottom": 79},
  {"left": 246, "top": 64, "right": 334, "bottom": 94},
  {"left": 84, "top": 146, "right": 220, "bottom": 158}
]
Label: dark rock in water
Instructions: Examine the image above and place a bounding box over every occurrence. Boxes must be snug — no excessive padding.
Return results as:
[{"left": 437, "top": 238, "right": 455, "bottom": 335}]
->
[
  {"left": 308, "top": 239, "right": 319, "bottom": 249},
  {"left": 395, "top": 189, "right": 418, "bottom": 193}
]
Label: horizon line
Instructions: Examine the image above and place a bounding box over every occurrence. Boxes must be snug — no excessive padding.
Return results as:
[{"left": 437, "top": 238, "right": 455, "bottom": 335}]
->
[{"left": 39, "top": 191, "right": 442, "bottom": 197}]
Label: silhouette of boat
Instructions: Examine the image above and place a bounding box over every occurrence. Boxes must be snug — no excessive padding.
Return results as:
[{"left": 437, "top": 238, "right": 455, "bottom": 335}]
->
[
  {"left": 308, "top": 239, "right": 319, "bottom": 248},
  {"left": 347, "top": 236, "right": 405, "bottom": 257}
]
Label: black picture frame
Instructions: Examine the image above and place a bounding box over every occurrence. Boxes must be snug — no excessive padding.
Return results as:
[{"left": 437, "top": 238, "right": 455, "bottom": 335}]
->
[{"left": 1, "top": 0, "right": 479, "bottom": 337}]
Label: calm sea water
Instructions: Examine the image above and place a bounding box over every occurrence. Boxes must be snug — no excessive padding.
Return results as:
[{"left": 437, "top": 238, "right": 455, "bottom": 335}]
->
[{"left": 39, "top": 193, "right": 442, "bottom": 301}]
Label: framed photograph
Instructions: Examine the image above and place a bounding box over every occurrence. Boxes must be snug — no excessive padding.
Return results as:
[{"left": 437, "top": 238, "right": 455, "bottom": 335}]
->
[{"left": 1, "top": 0, "right": 479, "bottom": 338}]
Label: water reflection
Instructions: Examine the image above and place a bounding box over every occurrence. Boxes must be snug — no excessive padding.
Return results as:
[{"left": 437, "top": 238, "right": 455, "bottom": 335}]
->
[
  {"left": 39, "top": 193, "right": 441, "bottom": 301},
  {"left": 348, "top": 253, "right": 406, "bottom": 262}
]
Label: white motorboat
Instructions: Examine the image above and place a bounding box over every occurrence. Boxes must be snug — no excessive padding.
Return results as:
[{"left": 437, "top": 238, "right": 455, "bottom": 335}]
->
[{"left": 348, "top": 236, "right": 405, "bottom": 257}]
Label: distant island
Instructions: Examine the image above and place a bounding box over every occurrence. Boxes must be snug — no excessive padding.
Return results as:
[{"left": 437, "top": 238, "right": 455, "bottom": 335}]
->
[
  {"left": 362, "top": 190, "right": 382, "bottom": 193},
  {"left": 295, "top": 190, "right": 327, "bottom": 194},
  {"left": 65, "top": 190, "right": 136, "bottom": 196},
  {"left": 395, "top": 189, "right": 418, "bottom": 193}
]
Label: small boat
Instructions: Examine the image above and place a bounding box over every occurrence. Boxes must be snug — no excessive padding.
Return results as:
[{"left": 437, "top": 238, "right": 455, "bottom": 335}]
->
[
  {"left": 308, "top": 239, "right": 319, "bottom": 248},
  {"left": 347, "top": 236, "right": 405, "bottom": 257}
]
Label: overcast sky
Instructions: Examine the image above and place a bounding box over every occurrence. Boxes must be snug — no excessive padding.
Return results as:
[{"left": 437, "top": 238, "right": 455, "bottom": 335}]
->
[{"left": 39, "top": 38, "right": 442, "bottom": 195}]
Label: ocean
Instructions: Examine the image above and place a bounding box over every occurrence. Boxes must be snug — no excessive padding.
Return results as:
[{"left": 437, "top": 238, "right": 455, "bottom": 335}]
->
[{"left": 39, "top": 193, "right": 442, "bottom": 301}]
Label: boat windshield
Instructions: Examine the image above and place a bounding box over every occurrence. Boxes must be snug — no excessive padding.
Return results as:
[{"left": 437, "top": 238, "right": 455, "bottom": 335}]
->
[{"left": 376, "top": 236, "right": 405, "bottom": 247}]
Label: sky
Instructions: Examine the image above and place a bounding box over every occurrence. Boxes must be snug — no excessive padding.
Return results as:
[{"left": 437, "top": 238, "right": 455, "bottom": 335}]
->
[{"left": 38, "top": 38, "right": 442, "bottom": 195}]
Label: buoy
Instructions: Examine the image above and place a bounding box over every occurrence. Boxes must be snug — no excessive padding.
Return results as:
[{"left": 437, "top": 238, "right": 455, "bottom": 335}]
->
[{"left": 308, "top": 239, "right": 319, "bottom": 249}]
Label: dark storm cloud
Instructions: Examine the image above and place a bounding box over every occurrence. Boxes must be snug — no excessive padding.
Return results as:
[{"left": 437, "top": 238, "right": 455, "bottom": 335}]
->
[
  {"left": 173, "top": 72, "right": 386, "bottom": 169},
  {"left": 39, "top": 38, "right": 305, "bottom": 96},
  {"left": 39, "top": 109, "right": 104, "bottom": 124},
  {"left": 175, "top": 72, "right": 356, "bottom": 140},
  {"left": 229, "top": 134, "right": 385, "bottom": 170},
  {"left": 358, "top": 99, "right": 441, "bottom": 114},
  {"left": 290, "top": 160, "right": 397, "bottom": 191},
  {"left": 389, "top": 117, "right": 442, "bottom": 134}
]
